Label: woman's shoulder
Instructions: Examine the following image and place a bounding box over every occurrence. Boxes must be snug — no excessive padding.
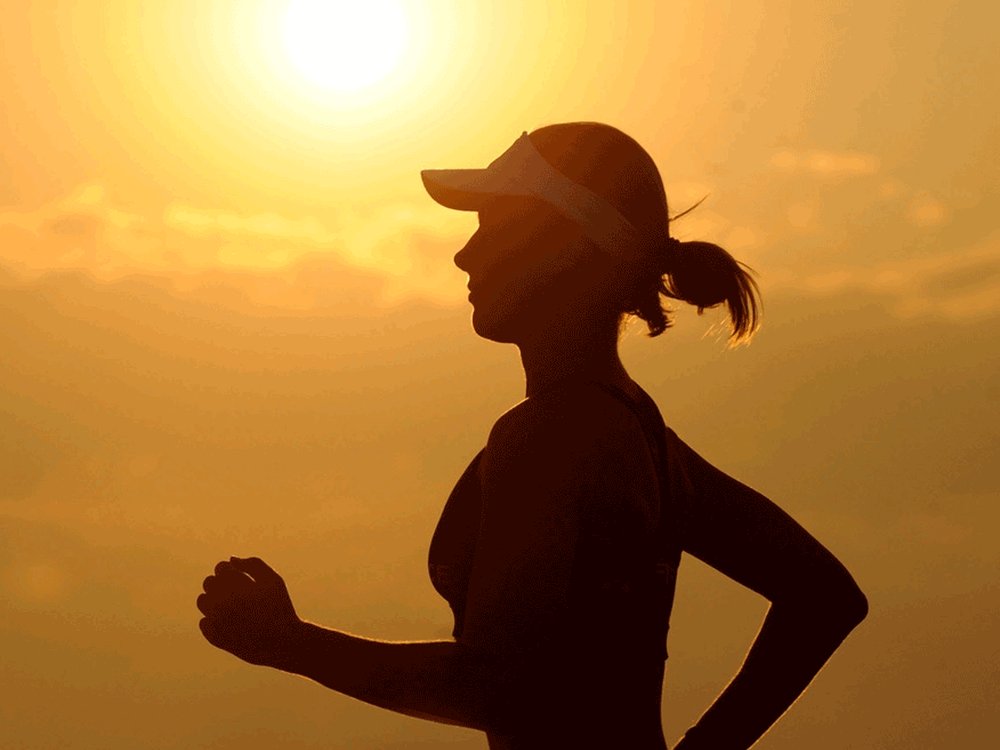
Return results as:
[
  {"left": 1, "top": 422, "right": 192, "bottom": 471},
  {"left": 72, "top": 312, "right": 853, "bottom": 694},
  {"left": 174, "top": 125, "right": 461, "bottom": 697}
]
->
[{"left": 487, "top": 379, "right": 650, "bottom": 460}]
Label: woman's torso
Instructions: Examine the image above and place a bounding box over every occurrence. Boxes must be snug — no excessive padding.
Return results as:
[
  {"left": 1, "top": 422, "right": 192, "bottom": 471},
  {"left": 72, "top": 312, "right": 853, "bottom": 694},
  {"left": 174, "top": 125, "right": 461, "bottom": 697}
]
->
[{"left": 428, "top": 379, "right": 685, "bottom": 748}]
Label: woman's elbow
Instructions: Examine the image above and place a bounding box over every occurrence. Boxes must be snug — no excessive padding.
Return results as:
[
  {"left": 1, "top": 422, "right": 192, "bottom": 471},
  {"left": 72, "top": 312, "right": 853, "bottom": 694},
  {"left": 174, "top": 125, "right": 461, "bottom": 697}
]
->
[
  {"left": 838, "top": 581, "right": 868, "bottom": 630},
  {"left": 810, "top": 575, "right": 869, "bottom": 636},
  {"left": 778, "top": 571, "right": 869, "bottom": 636}
]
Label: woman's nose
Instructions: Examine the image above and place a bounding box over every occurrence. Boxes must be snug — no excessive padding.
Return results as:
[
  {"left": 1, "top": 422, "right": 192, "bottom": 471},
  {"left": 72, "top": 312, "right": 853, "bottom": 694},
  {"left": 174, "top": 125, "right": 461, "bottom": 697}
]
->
[
  {"left": 453, "top": 246, "right": 467, "bottom": 272},
  {"left": 453, "top": 229, "right": 481, "bottom": 273}
]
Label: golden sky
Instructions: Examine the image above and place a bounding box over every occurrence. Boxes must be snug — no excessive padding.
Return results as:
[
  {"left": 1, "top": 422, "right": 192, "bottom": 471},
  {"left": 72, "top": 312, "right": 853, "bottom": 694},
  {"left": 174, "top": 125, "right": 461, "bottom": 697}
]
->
[{"left": 1, "top": 1, "right": 998, "bottom": 748}]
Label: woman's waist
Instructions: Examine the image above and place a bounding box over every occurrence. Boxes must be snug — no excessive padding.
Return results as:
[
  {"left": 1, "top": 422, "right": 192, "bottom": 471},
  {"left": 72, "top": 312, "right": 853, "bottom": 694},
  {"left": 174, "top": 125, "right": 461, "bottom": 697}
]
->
[
  {"left": 487, "top": 643, "right": 666, "bottom": 712},
  {"left": 488, "top": 730, "right": 667, "bottom": 750},
  {"left": 486, "top": 705, "right": 668, "bottom": 750}
]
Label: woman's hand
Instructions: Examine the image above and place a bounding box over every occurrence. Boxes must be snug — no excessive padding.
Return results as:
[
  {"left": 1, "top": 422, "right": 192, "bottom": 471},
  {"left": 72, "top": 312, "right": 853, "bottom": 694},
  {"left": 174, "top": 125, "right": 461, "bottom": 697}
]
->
[{"left": 196, "top": 556, "right": 302, "bottom": 668}]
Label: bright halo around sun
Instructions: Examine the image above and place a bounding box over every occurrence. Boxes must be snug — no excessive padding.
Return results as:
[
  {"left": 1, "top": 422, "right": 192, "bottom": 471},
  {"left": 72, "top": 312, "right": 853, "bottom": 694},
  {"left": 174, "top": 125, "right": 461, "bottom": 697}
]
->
[{"left": 282, "top": 0, "right": 410, "bottom": 93}]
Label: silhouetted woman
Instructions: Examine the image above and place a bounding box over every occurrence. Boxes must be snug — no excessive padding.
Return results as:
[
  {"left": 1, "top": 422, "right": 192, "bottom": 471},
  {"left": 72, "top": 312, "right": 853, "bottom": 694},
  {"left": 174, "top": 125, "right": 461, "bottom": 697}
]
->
[{"left": 197, "top": 122, "right": 867, "bottom": 749}]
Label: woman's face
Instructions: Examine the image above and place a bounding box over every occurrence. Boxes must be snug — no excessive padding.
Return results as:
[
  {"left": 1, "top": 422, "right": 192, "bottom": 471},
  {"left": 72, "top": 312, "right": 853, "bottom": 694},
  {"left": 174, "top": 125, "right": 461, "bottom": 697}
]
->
[{"left": 453, "top": 196, "right": 599, "bottom": 344}]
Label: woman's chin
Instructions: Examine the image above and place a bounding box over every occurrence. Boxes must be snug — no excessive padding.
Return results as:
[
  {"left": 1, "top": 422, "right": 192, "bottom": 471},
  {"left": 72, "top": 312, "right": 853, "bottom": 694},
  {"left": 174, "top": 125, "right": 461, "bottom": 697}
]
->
[{"left": 470, "top": 305, "right": 520, "bottom": 344}]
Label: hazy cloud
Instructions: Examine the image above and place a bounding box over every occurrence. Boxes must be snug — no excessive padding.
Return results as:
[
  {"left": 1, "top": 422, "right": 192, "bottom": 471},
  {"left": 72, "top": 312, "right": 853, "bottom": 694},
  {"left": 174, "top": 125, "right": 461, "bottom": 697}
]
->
[
  {"left": 906, "top": 193, "right": 951, "bottom": 228},
  {"left": 771, "top": 231, "right": 1000, "bottom": 321},
  {"left": 0, "top": 184, "right": 471, "bottom": 307},
  {"left": 770, "top": 148, "right": 880, "bottom": 177},
  {"left": 784, "top": 200, "right": 820, "bottom": 231},
  {"left": 164, "top": 203, "right": 339, "bottom": 245}
]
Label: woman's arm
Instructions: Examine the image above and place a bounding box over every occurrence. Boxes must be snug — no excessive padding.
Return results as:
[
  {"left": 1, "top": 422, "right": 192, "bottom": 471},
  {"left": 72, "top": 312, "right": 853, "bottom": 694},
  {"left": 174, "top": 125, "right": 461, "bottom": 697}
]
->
[
  {"left": 276, "top": 619, "right": 504, "bottom": 728},
  {"left": 197, "top": 555, "right": 502, "bottom": 729},
  {"left": 670, "top": 438, "right": 868, "bottom": 750}
]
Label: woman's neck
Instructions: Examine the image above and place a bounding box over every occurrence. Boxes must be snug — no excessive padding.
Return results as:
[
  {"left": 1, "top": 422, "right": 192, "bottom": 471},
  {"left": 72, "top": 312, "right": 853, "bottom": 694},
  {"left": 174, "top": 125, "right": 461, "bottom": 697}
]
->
[{"left": 518, "top": 322, "right": 631, "bottom": 399}]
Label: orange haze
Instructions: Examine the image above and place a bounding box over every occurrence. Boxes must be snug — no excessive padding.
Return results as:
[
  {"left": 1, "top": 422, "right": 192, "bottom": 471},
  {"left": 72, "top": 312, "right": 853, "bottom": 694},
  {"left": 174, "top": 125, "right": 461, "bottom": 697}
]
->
[{"left": 1, "top": 1, "right": 998, "bottom": 748}]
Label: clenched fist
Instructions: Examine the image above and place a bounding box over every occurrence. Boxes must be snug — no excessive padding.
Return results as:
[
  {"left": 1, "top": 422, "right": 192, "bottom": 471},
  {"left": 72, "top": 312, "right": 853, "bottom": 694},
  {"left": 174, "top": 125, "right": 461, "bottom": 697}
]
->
[{"left": 197, "top": 556, "right": 302, "bottom": 668}]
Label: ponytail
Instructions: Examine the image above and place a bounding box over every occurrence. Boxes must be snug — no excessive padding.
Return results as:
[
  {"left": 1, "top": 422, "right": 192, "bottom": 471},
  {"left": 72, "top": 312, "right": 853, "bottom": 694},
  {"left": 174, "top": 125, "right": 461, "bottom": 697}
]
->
[
  {"left": 627, "top": 237, "right": 761, "bottom": 346},
  {"left": 520, "top": 122, "right": 761, "bottom": 343}
]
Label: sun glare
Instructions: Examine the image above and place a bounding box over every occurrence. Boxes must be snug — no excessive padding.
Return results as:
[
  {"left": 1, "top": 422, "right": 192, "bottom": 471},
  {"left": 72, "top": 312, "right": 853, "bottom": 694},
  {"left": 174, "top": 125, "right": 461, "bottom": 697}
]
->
[{"left": 282, "top": 0, "right": 409, "bottom": 93}]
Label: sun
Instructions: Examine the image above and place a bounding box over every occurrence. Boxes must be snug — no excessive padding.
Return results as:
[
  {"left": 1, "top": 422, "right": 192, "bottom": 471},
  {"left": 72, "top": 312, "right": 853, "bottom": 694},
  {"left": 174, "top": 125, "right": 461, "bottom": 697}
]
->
[{"left": 282, "top": 0, "right": 410, "bottom": 93}]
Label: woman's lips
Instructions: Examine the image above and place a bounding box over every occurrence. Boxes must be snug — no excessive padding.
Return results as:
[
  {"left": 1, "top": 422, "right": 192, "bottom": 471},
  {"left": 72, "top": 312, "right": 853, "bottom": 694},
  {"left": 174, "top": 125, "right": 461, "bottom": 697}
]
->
[{"left": 468, "top": 281, "right": 498, "bottom": 303}]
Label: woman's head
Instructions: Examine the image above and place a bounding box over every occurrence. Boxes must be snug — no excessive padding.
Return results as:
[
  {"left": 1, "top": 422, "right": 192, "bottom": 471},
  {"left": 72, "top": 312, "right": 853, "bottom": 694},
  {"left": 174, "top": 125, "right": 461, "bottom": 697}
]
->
[
  {"left": 452, "top": 192, "right": 605, "bottom": 344},
  {"left": 448, "top": 122, "right": 761, "bottom": 346}
]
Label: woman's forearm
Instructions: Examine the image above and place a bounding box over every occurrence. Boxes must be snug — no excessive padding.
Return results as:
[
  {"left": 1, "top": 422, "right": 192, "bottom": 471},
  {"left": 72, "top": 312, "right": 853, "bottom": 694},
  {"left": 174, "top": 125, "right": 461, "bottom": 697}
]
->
[
  {"left": 274, "top": 620, "right": 499, "bottom": 730},
  {"left": 675, "top": 595, "right": 868, "bottom": 750}
]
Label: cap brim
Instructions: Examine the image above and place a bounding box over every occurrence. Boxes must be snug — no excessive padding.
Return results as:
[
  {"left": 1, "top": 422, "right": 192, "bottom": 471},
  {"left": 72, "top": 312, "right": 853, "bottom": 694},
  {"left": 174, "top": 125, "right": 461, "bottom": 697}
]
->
[{"left": 420, "top": 169, "right": 499, "bottom": 211}]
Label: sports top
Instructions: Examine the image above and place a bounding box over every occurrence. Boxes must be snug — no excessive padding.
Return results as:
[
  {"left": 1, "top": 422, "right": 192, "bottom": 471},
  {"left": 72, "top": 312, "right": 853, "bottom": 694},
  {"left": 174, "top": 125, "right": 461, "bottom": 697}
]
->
[{"left": 427, "top": 380, "right": 694, "bottom": 663}]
